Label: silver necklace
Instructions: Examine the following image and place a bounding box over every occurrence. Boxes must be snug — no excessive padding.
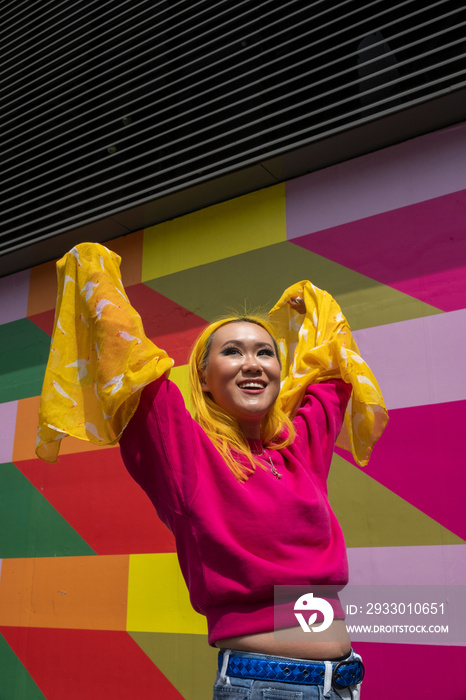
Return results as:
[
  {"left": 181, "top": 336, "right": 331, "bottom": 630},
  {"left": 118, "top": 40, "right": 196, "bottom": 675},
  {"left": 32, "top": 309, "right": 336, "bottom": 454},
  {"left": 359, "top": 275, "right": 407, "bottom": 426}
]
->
[{"left": 260, "top": 449, "right": 282, "bottom": 480}]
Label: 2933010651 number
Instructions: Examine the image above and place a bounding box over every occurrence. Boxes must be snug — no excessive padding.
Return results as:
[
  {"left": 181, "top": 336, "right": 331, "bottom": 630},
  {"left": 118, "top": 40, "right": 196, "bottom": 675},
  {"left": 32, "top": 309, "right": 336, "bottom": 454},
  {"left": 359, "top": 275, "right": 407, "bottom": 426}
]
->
[{"left": 366, "top": 602, "right": 445, "bottom": 615}]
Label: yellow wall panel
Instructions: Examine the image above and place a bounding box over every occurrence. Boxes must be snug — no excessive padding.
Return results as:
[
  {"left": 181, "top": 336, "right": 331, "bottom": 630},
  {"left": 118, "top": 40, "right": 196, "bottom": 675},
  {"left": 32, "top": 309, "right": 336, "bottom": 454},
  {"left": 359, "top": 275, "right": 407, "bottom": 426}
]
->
[
  {"left": 142, "top": 184, "right": 286, "bottom": 280},
  {"left": 127, "top": 553, "right": 207, "bottom": 635},
  {"left": 169, "top": 364, "right": 191, "bottom": 410}
]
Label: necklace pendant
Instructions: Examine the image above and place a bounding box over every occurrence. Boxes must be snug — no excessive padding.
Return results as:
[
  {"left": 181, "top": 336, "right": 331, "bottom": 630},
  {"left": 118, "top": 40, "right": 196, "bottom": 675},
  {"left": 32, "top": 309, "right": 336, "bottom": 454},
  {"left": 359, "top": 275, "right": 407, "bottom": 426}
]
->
[
  {"left": 271, "top": 465, "right": 282, "bottom": 479},
  {"left": 260, "top": 448, "right": 283, "bottom": 480}
]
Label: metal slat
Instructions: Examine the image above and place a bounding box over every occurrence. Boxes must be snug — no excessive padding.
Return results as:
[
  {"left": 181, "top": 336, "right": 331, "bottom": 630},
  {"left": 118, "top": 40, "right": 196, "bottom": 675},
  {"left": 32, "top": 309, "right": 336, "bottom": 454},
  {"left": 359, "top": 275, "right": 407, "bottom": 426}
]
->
[
  {"left": 2, "top": 0, "right": 436, "bottom": 156},
  {"left": 0, "top": 0, "right": 218, "bottom": 95},
  {"left": 2, "top": 31, "right": 464, "bottom": 208},
  {"left": 0, "top": 0, "right": 293, "bottom": 121},
  {"left": 2, "top": 52, "right": 464, "bottom": 232},
  {"left": 0, "top": 0, "right": 132, "bottom": 77},
  {"left": 0, "top": 0, "right": 167, "bottom": 104},
  {"left": 1, "top": 0, "right": 462, "bottom": 139},
  {"left": 3, "top": 71, "right": 466, "bottom": 255},
  {"left": 1, "top": 0, "right": 465, "bottom": 253},
  {"left": 2, "top": 2, "right": 462, "bottom": 181},
  {"left": 0, "top": 0, "right": 74, "bottom": 46}
]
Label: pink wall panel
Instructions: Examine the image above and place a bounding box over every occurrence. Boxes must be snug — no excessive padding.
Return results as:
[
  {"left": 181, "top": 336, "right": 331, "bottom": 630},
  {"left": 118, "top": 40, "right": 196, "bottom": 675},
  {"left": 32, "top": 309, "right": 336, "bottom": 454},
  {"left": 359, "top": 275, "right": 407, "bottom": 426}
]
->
[
  {"left": 286, "top": 122, "right": 466, "bottom": 237},
  {"left": 0, "top": 270, "right": 30, "bottom": 326},
  {"left": 352, "top": 309, "right": 466, "bottom": 410}
]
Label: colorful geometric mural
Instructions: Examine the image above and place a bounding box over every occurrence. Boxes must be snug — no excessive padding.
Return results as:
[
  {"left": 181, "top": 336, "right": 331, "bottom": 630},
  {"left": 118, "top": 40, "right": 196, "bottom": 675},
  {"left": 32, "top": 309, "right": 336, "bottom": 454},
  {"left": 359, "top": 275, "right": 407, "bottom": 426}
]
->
[{"left": 1, "top": 123, "right": 465, "bottom": 699}]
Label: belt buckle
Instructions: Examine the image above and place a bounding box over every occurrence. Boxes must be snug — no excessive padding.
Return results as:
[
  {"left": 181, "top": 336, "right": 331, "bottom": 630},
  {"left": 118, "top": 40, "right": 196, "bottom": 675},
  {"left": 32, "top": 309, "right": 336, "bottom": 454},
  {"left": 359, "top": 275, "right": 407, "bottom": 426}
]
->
[{"left": 332, "top": 659, "right": 365, "bottom": 690}]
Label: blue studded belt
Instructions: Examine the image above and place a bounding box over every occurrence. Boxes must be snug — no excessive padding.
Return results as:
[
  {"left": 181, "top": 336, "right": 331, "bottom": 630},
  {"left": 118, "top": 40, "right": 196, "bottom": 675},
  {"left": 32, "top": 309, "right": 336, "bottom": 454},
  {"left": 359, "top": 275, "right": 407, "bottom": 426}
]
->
[{"left": 218, "top": 651, "right": 365, "bottom": 689}]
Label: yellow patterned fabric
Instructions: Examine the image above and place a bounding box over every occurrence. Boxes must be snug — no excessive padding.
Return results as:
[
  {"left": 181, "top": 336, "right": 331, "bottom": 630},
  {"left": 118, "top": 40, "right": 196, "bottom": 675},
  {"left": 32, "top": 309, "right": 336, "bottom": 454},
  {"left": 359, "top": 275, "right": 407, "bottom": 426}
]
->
[
  {"left": 269, "top": 281, "right": 388, "bottom": 466},
  {"left": 36, "top": 243, "right": 173, "bottom": 462},
  {"left": 37, "top": 244, "right": 387, "bottom": 466}
]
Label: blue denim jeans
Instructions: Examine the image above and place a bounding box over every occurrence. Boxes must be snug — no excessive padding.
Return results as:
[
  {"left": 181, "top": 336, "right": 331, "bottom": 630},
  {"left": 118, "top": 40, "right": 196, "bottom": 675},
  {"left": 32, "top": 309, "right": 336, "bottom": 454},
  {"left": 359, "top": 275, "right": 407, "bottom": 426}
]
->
[{"left": 212, "top": 649, "right": 363, "bottom": 700}]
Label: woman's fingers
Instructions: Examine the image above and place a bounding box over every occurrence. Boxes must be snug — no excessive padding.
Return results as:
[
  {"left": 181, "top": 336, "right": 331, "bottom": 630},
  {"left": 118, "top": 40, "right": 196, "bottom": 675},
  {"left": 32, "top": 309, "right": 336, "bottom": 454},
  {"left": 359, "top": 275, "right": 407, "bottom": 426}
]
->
[{"left": 288, "top": 296, "right": 306, "bottom": 314}]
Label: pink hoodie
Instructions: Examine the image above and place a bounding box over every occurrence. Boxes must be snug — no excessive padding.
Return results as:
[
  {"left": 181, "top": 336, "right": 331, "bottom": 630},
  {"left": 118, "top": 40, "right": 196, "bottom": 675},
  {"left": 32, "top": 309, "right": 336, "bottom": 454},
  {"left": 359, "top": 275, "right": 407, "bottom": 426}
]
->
[{"left": 119, "top": 376, "right": 352, "bottom": 645}]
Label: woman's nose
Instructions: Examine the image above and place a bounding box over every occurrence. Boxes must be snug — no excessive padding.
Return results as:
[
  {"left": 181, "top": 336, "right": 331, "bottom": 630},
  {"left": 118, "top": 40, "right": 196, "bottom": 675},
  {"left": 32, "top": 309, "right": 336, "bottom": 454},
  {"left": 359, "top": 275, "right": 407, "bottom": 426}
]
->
[{"left": 242, "top": 354, "right": 261, "bottom": 372}]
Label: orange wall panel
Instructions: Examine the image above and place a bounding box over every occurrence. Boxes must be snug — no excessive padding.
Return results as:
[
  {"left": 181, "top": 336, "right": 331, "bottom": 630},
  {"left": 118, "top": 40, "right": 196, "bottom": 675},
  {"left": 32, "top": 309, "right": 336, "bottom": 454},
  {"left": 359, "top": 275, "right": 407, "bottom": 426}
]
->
[{"left": 0, "top": 555, "right": 129, "bottom": 631}]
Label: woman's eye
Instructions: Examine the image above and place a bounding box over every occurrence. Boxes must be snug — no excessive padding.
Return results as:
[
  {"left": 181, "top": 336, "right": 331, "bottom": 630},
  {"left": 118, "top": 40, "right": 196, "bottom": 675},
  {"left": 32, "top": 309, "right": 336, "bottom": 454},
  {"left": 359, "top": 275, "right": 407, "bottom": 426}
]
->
[
  {"left": 221, "top": 347, "right": 240, "bottom": 355},
  {"left": 258, "top": 349, "right": 275, "bottom": 357}
]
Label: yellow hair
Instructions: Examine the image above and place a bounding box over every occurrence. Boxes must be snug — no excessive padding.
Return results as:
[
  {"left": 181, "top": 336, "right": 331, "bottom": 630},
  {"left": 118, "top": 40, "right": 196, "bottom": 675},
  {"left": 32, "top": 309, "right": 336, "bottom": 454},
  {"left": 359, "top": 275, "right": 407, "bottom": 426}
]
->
[{"left": 189, "top": 316, "right": 296, "bottom": 482}]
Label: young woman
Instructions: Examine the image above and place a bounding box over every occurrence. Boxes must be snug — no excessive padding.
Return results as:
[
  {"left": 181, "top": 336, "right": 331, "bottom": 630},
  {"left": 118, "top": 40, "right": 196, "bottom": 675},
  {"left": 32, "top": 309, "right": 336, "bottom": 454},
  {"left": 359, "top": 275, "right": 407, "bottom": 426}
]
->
[{"left": 37, "top": 243, "right": 388, "bottom": 699}]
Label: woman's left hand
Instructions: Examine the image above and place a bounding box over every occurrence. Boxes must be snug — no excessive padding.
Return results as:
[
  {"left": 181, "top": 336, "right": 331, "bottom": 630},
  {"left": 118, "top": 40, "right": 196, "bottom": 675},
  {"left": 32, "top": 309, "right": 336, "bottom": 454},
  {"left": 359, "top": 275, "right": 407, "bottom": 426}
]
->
[{"left": 288, "top": 296, "right": 306, "bottom": 314}]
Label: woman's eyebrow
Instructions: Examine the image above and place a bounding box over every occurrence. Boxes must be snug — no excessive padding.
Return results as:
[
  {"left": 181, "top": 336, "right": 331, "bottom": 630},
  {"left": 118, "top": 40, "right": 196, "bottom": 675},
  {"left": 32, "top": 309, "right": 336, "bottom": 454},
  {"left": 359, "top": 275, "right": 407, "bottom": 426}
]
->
[{"left": 219, "top": 339, "right": 274, "bottom": 349}]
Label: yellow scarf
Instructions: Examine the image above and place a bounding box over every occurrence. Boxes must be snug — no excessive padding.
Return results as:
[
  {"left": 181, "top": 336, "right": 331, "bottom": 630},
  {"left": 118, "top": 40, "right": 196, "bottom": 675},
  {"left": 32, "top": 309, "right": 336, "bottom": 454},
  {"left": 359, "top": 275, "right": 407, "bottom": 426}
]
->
[
  {"left": 269, "top": 281, "right": 388, "bottom": 466},
  {"left": 37, "top": 244, "right": 387, "bottom": 465},
  {"left": 36, "top": 243, "right": 173, "bottom": 462}
]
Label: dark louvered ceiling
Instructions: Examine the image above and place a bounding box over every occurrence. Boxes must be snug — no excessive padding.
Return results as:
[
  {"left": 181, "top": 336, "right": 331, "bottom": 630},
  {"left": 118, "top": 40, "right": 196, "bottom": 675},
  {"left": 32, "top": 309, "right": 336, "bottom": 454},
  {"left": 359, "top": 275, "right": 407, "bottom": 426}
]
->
[{"left": 1, "top": 0, "right": 466, "bottom": 272}]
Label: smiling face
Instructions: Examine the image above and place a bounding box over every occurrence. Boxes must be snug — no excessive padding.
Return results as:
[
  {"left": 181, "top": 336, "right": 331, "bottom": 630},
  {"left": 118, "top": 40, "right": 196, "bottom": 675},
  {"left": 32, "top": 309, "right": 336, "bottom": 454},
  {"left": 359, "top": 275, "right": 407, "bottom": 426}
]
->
[{"left": 200, "top": 321, "right": 281, "bottom": 439}]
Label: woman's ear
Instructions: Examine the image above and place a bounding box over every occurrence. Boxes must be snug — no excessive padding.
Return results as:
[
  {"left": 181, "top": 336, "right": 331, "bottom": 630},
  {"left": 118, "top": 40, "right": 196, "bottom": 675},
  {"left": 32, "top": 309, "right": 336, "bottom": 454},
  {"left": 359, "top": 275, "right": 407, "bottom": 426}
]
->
[{"left": 199, "top": 370, "right": 210, "bottom": 392}]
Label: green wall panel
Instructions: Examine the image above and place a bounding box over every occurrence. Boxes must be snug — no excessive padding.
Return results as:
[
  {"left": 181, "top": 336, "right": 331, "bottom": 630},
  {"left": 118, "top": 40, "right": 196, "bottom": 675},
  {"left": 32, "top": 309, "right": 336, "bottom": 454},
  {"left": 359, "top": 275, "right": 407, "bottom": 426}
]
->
[
  {"left": 0, "top": 463, "right": 95, "bottom": 558},
  {"left": 0, "top": 319, "right": 51, "bottom": 402},
  {"left": 0, "top": 633, "right": 46, "bottom": 700},
  {"left": 147, "top": 242, "right": 442, "bottom": 331}
]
